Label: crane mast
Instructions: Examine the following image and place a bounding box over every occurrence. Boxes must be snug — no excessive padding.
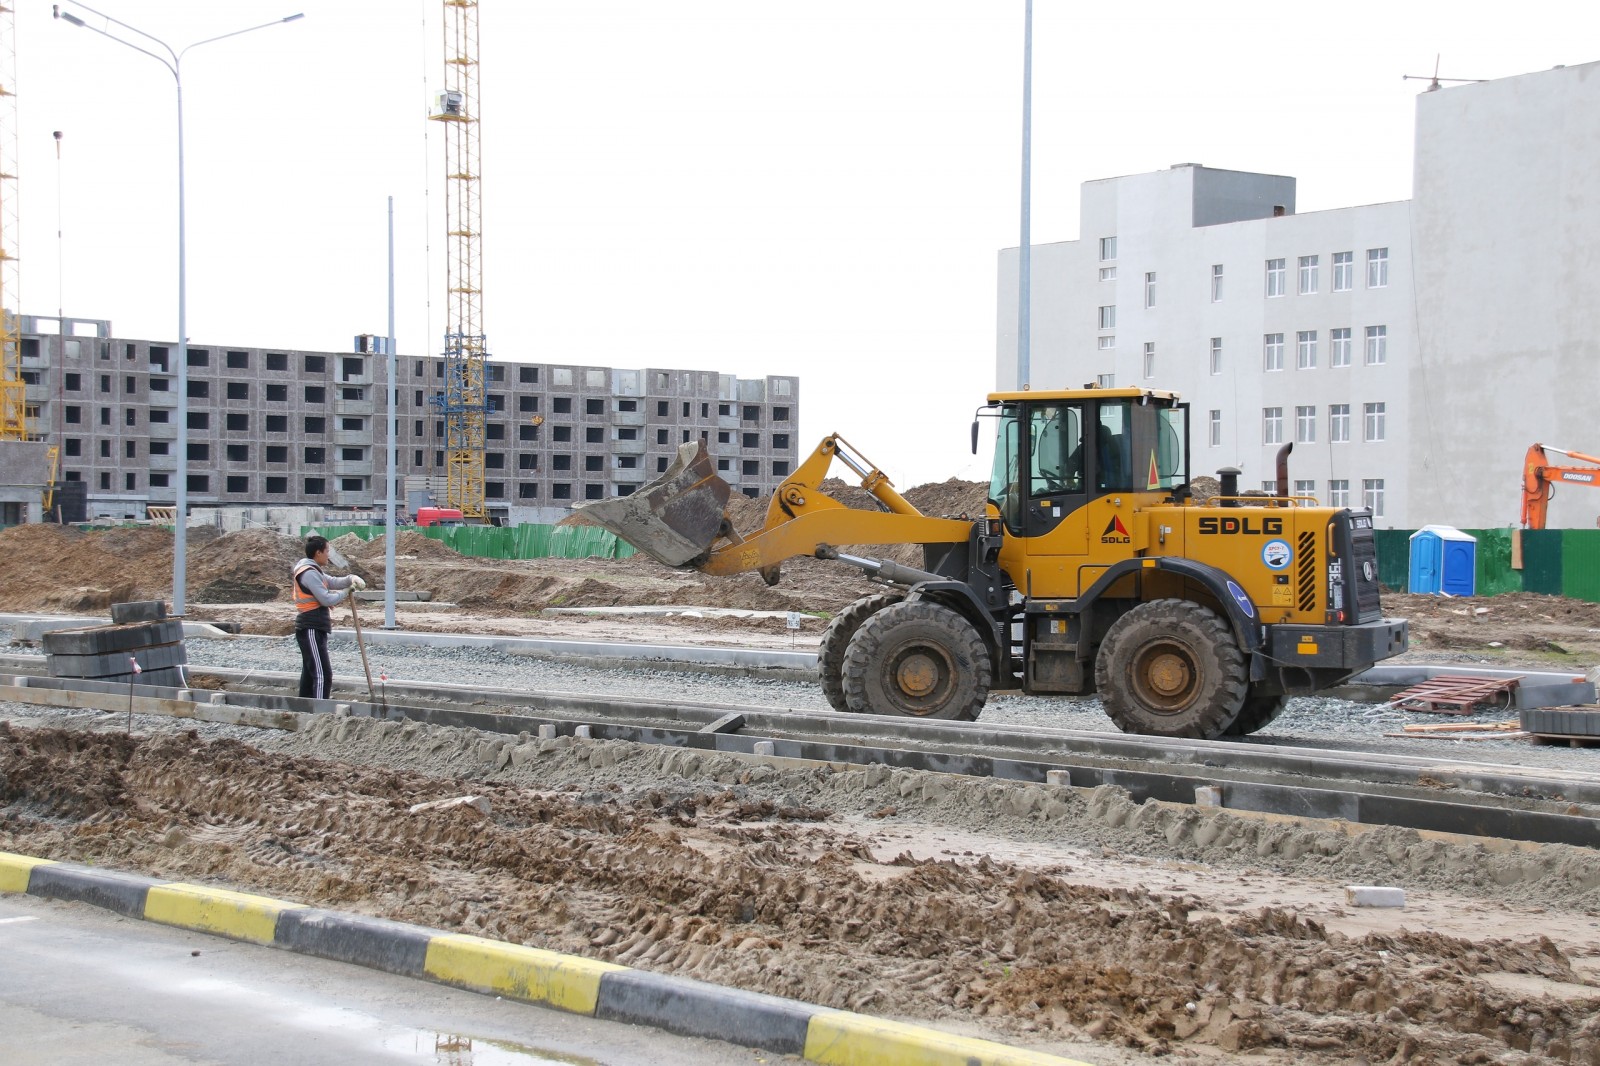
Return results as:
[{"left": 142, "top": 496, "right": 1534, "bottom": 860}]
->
[
  {"left": 430, "top": 0, "right": 488, "bottom": 520},
  {"left": 0, "top": 1, "right": 24, "bottom": 442}
]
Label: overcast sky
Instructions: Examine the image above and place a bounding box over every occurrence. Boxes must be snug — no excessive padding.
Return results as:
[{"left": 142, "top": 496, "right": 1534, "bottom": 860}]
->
[{"left": 17, "top": 1, "right": 1599, "bottom": 490}]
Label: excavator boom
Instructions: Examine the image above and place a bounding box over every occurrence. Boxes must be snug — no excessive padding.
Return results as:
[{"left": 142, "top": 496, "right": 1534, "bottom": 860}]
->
[{"left": 1522, "top": 443, "right": 1600, "bottom": 529}]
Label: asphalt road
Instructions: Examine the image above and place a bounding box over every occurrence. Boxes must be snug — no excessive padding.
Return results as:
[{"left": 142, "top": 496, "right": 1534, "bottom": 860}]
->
[{"left": 0, "top": 894, "right": 787, "bottom": 1066}]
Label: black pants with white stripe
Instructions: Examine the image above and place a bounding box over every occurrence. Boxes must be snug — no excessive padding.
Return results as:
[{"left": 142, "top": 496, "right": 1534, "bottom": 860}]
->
[{"left": 295, "top": 626, "right": 333, "bottom": 700}]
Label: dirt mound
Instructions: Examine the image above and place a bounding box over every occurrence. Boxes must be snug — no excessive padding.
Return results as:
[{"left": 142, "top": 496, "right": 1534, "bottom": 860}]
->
[{"left": 5, "top": 718, "right": 1598, "bottom": 1066}]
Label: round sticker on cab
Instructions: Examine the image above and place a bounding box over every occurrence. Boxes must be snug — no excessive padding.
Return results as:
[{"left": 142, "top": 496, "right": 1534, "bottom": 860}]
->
[{"left": 1261, "top": 539, "right": 1293, "bottom": 571}]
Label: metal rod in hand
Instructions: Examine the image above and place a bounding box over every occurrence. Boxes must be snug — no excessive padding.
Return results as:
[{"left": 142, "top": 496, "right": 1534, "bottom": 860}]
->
[{"left": 349, "top": 593, "right": 375, "bottom": 702}]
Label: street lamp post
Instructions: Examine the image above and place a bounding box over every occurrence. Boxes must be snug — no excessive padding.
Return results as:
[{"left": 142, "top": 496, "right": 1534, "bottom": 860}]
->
[{"left": 53, "top": 3, "right": 302, "bottom": 616}]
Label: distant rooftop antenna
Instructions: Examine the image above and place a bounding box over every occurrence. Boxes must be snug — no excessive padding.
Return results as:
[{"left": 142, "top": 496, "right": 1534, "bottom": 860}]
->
[{"left": 1402, "top": 55, "right": 1486, "bottom": 91}]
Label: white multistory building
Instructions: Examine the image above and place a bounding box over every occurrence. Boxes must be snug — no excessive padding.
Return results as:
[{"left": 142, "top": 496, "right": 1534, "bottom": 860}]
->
[{"left": 998, "top": 60, "right": 1599, "bottom": 530}]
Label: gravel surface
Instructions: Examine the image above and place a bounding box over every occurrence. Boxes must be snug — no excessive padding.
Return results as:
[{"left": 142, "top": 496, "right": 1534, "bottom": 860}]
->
[{"left": 178, "top": 634, "right": 1600, "bottom": 776}]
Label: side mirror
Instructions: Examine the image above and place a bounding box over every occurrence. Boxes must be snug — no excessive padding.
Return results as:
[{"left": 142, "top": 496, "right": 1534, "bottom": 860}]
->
[{"left": 970, "top": 420, "right": 979, "bottom": 455}]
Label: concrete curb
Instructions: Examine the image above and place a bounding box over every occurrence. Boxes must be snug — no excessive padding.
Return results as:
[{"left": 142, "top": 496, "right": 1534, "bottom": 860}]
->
[{"left": 0, "top": 851, "right": 1093, "bottom": 1066}]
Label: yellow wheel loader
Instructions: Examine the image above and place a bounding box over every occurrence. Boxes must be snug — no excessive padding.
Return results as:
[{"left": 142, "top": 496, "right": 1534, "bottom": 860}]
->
[{"left": 565, "top": 386, "right": 1408, "bottom": 740}]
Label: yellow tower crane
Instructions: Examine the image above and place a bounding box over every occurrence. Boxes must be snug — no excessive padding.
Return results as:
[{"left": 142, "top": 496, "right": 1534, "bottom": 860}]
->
[
  {"left": 0, "top": 3, "right": 59, "bottom": 513},
  {"left": 429, "top": 0, "right": 488, "bottom": 521}
]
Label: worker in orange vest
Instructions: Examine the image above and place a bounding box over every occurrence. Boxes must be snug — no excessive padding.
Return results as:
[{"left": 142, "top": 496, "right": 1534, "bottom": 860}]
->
[{"left": 292, "top": 535, "right": 366, "bottom": 699}]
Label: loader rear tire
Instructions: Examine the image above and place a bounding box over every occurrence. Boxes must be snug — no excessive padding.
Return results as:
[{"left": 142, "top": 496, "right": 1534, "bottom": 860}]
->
[
  {"left": 818, "top": 592, "right": 903, "bottom": 713},
  {"left": 841, "top": 600, "right": 989, "bottom": 721},
  {"left": 1094, "top": 599, "right": 1247, "bottom": 739},
  {"left": 1224, "top": 692, "right": 1291, "bottom": 737}
]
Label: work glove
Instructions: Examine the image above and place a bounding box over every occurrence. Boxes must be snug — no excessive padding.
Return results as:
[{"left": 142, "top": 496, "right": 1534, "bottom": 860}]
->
[{"left": 350, "top": 576, "right": 368, "bottom": 591}]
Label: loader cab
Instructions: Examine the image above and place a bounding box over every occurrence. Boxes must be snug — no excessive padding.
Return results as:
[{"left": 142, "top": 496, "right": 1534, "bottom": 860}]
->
[{"left": 979, "top": 387, "right": 1188, "bottom": 539}]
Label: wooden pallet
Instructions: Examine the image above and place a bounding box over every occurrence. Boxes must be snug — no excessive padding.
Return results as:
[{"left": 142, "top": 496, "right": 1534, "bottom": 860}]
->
[{"left": 1387, "top": 675, "right": 1522, "bottom": 715}]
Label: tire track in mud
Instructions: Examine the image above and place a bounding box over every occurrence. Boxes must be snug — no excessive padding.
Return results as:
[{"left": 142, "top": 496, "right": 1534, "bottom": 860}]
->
[{"left": 3, "top": 717, "right": 1600, "bottom": 1064}]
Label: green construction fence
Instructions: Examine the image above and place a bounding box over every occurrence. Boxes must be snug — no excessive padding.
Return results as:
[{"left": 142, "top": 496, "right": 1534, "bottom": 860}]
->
[
  {"left": 1373, "top": 527, "right": 1600, "bottom": 601},
  {"left": 304, "top": 522, "right": 636, "bottom": 562}
]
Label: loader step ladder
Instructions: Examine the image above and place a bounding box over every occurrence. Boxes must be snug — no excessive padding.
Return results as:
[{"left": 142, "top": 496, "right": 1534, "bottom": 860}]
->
[{"left": 1388, "top": 674, "right": 1523, "bottom": 715}]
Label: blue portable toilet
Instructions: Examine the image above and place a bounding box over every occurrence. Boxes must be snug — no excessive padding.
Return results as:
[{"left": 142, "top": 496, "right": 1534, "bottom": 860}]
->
[{"left": 1409, "top": 525, "right": 1476, "bottom": 596}]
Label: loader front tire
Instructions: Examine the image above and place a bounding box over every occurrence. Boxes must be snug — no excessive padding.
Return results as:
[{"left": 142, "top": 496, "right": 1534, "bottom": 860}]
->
[
  {"left": 818, "top": 592, "right": 903, "bottom": 713},
  {"left": 1224, "top": 692, "right": 1291, "bottom": 737},
  {"left": 1094, "top": 599, "right": 1247, "bottom": 739},
  {"left": 841, "top": 600, "right": 989, "bottom": 721}
]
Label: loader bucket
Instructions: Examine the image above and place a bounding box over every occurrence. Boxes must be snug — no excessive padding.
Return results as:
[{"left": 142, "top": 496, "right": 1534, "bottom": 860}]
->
[{"left": 559, "top": 441, "right": 732, "bottom": 567}]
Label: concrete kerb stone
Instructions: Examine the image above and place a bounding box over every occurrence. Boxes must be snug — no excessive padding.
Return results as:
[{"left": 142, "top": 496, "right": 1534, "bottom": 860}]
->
[{"left": 0, "top": 851, "right": 1096, "bottom": 1066}]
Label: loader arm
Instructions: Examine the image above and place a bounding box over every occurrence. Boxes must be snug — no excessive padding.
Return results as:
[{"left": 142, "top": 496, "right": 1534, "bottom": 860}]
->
[{"left": 562, "top": 435, "right": 973, "bottom": 580}]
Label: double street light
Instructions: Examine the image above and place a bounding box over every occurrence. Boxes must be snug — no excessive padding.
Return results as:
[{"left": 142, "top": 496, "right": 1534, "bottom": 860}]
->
[{"left": 53, "top": 3, "right": 302, "bottom": 616}]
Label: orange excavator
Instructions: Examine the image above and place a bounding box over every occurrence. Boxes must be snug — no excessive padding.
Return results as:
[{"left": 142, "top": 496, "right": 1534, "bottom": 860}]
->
[{"left": 1521, "top": 443, "right": 1600, "bottom": 529}]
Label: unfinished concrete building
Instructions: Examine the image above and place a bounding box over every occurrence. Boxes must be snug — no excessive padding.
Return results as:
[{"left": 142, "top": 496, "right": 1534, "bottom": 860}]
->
[{"left": 17, "top": 316, "right": 801, "bottom": 525}]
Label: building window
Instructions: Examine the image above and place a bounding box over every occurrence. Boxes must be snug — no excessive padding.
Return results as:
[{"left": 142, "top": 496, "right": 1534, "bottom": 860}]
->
[
  {"left": 266, "top": 445, "right": 288, "bottom": 463},
  {"left": 1095, "top": 373, "right": 1115, "bottom": 388},
  {"left": 266, "top": 383, "right": 288, "bottom": 402},
  {"left": 64, "top": 373, "right": 81, "bottom": 391},
  {"left": 1295, "top": 405, "right": 1317, "bottom": 443},
  {"left": 99, "top": 472, "right": 110, "bottom": 490},
  {"left": 303, "top": 477, "right": 326, "bottom": 494},
  {"left": 1143, "top": 272, "right": 1156, "bottom": 309},
  {"left": 100, "top": 439, "right": 111, "bottom": 458},
  {"left": 1210, "top": 264, "right": 1223, "bottom": 302},
  {"left": 552, "top": 454, "right": 572, "bottom": 471},
  {"left": 1208, "top": 410, "right": 1222, "bottom": 447},
  {"left": 553, "top": 397, "right": 572, "bottom": 414},
  {"left": 124, "top": 472, "right": 137, "bottom": 491},
  {"left": 188, "top": 412, "right": 209, "bottom": 430},
  {"left": 226, "top": 413, "right": 249, "bottom": 432},
  {"left": 1098, "top": 305, "right": 1116, "bottom": 330},
  {"left": 65, "top": 438, "right": 82, "bottom": 457},
  {"left": 1366, "top": 247, "right": 1389, "bottom": 288},
  {"left": 226, "top": 444, "right": 249, "bottom": 463},
  {"left": 1362, "top": 478, "right": 1386, "bottom": 516},
  {"left": 305, "top": 416, "right": 326, "bottom": 433},
  {"left": 1332, "top": 251, "right": 1353, "bottom": 291},
  {"left": 1329, "top": 479, "right": 1350, "bottom": 507},
  {"left": 150, "top": 473, "right": 169, "bottom": 489},
  {"left": 1262, "top": 407, "right": 1283, "bottom": 445},
  {"left": 226, "top": 382, "right": 249, "bottom": 401},
  {"left": 266, "top": 415, "right": 287, "bottom": 432},
  {"left": 1263, "top": 333, "right": 1284, "bottom": 372},
  {"left": 1265, "top": 258, "right": 1286, "bottom": 298},
  {"left": 1142, "top": 342, "right": 1155, "bottom": 379},
  {"left": 226, "top": 350, "right": 249, "bottom": 370},
  {"left": 187, "top": 348, "right": 210, "bottom": 367},
  {"left": 305, "top": 385, "right": 325, "bottom": 403},
  {"left": 1097, "top": 335, "right": 1115, "bottom": 350},
  {"left": 1296, "top": 330, "right": 1317, "bottom": 370},
  {"left": 584, "top": 484, "right": 604, "bottom": 500},
  {"left": 519, "top": 396, "right": 538, "bottom": 413},
  {"left": 1099, "top": 236, "right": 1117, "bottom": 261},
  {"left": 265, "top": 476, "right": 287, "bottom": 494},
  {"left": 773, "top": 406, "right": 790, "bottom": 422},
  {"left": 520, "top": 366, "right": 538, "bottom": 384},
  {"left": 1294, "top": 479, "right": 1315, "bottom": 501},
  {"left": 187, "top": 474, "right": 209, "bottom": 493},
  {"left": 226, "top": 476, "right": 249, "bottom": 494},
  {"left": 304, "top": 355, "right": 325, "bottom": 374},
  {"left": 518, "top": 482, "right": 539, "bottom": 499},
  {"left": 1331, "top": 328, "right": 1352, "bottom": 368},
  {"left": 305, "top": 446, "right": 325, "bottom": 464},
  {"left": 585, "top": 398, "right": 604, "bottom": 415},
  {"left": 585, "top": 426, "right": 603, "bottom": 444},
  {"left": 1203, "top": 338, "right": 1219, "bottom": 376},
  {"left": 584, "top": 455, "right": 604, "bottom": 472},
  {"left": 1364, "top": 402, "right": 1387, "bottom": 442},
  {"left": 1098, "top": 265, "right": 1116, "bottom": 281},
  {"left": 1329, "top": 404, "right": 1351, "bottom": 443},
  {"left": 266, "top": 352, "right": 288, "bottom": 371},
  {"left": 1298, "top": 255, "right": 1319, "bottom": 295},
  {"left": 1365, "top": 325, "right": 1388, "bottom": 365},
  {"left": 551, "top": 483, "right": 572, "bottom": 500},
  {"left": 125, "top": 408, "right": 137, "bottom": 426},
  {"left": 741, "top": 431, "right": 759, "bottom": 448},
  {"left": 553, "top": 425, "right": 572, "bottom": 442}
]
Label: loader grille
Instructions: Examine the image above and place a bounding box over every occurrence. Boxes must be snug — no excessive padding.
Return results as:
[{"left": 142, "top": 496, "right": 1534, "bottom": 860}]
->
[{"left": 1348, "top": 519, "right": 1383, "bottom": 622}]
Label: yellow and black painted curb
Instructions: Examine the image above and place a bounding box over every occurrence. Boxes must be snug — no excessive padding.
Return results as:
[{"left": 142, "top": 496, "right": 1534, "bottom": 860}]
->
[{"left": 1, "top": 851, "right": 1094, "bottom": 1066}]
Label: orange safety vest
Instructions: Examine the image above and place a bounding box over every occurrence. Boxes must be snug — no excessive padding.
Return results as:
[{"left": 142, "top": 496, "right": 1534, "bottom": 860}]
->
[{"left": 292, "top": 562, "right": 325, "bottom": 613}]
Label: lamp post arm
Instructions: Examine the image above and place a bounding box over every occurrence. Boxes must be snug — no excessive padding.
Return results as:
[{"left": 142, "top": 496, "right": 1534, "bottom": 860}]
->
[
  {"left": 53, "top": 2, "right": 178, "bottom": 74},
  {"left": 179, "top": 14, "right": 305, "bottom": 63}
]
